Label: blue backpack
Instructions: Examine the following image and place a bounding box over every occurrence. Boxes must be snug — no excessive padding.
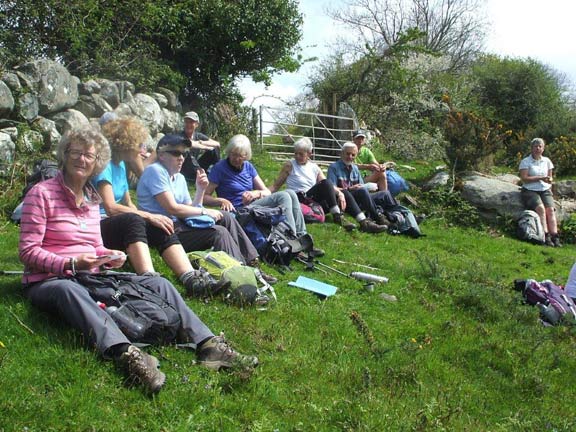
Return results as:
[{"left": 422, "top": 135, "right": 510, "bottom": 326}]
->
[{"left": 386, "top": 169, "right": 409, "bottom": 196}]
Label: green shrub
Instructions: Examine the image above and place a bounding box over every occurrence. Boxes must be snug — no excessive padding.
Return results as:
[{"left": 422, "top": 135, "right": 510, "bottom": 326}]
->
[{"left": 443, "top": 104, "right": 511, "bottom": 172}]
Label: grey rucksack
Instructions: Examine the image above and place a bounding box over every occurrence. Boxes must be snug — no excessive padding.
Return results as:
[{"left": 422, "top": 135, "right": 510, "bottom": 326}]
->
[{"left": 517, "top": 210, "right": 545, "bottom": 244}]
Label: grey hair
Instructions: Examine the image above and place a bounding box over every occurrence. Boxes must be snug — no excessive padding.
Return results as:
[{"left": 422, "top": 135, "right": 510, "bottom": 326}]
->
[
  {"left": 531, "top": 137, "right": 545, "bottom": 147},
  {"left": 341, "top": 141, "right": 357, "bottom": 152},
  {"left": 57, "top": 126, "right": 111, "bottom": 177},
  {"left": 226, "top": 134, "right": 252, "bottom": 160},
  {"left": 294, "top": 137, "right": 313, "bottom": 153}
]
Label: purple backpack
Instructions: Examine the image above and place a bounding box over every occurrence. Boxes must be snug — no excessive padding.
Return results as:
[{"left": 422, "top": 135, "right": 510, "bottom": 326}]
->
[{"left": 516, "top": 279, "right": 576, "bottom": 325}]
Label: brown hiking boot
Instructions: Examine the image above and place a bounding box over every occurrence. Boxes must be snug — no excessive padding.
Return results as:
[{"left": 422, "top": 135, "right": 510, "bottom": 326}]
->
[
  {"left": 197, "top": 334, "right": 259, "bottom": 371},
  {"left": 333, "top": 213, "right": 356, "bottom": 231},
  {"left": 359, "top": 219, "right": 387, "bottom": 234},
  {"left": 117, "top": 345, "right": 166, "bottom": 394}
]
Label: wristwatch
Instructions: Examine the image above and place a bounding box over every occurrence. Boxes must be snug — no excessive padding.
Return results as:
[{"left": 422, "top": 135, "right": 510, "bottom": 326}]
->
[{"left": 201, "top": 209, "right": 207, "bottom": 216}]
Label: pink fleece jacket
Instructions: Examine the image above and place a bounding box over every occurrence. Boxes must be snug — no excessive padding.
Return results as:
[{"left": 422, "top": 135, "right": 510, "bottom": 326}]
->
[{"left": 19, "top": 172, "right": 109, "bottom": 284}]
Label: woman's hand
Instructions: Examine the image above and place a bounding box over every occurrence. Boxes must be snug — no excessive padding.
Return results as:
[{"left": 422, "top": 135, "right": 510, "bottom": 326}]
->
[
  {"left": 205, "top": 208, "right": 223, "bottom": 222},
  {"left": 217, "top": 198, "right": 235, "bottom": 212},
  {"left": 75, "top": 251, "right": 127, "bottom": 272},
  {"left": 146, "top": 213, "right": 175, "bottom": 235},
  {"left": 241, "top": 190, "right": 260, "bottom": 206},
  {"left": 195, "top": 168, "right": 209, "bottom": 190},
  {"left": 348, "top": 184, "right": 363, "bottom": 191}
]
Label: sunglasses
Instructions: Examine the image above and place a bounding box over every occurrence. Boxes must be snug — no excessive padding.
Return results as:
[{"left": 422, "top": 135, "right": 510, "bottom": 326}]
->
[{"left": 164, "top": 150, "right": 190, "bottom": 158}]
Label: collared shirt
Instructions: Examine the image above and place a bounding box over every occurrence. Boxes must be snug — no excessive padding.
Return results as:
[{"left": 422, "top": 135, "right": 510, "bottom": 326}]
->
[
  {"left": 519, "top": 155, "right": 554, "bottom": 191},
  {"left": 327, "top": 159, "right": 364, "bottom": 189}
]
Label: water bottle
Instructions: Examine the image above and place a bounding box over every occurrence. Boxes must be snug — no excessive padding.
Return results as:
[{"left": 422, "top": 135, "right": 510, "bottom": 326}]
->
[
  {"left": 102, "top": 303, "right": 146, "bottom": 339},
  {"left": 350, "top": 271, "right": 389, "bottom": 284},
  {"left": 536, "top": 302, "right": 561, "bottom": 324}
]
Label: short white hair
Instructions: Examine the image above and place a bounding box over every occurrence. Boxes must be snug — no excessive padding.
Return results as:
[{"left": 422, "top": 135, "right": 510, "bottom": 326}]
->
[
  {"left": 531, "top": 137, "right": 545, "bottom": 147},
  {"left": 226, "top": 134, "right": 252, "bottom": 160},
  {"left": 341, "top": 141, "right": 357, "bottom": 152},
  {"left": 294, "top": 137, "right": 313, "bottom": 153}
]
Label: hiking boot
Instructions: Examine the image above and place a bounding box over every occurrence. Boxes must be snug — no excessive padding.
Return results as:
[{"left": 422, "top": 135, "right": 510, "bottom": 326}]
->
[
  {"left": 260, "top": 271, "right": 278, "bottom": 285},
  {"left": 544, "top": 233, "right": 555, "bottom": 247},
  {"left": 117, "top": 345, "right": 166, "bottom": 394},
  {"left": 309, "top": 247, "right": 325, "bottom": 258},
  {"left": 375, "top": 214, "right": 391, "bottom": 228},
  {"left": 197, "top": 334, "right": 259, "bottom": 371},
  {"left": 359, "top": 219, "right": 387, "bottom": 234},
  {"left": 333, "top": 213, "right": 356, "bottom": 231},
  {"left": 183, "top": 269, "right": 230, "bottom": 298},
  {"left": 248, "top": 259, "right": 278, "bottom": 285},
  {"left": 551, "top": 234, "right": 562, "bottom": 248}
]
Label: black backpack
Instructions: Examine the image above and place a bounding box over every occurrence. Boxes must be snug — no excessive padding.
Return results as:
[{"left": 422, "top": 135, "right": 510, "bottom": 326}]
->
[
  {"left": 21, "top": 159, "right": 59, "bottom": 199},
  {"left": 236, "top": 206, "right": 314, "bottom": 267},
  {"left": 73, "top": 272, "right": 181, "bottom": 345},
  {"left": 12, "top": 159, "right": 60, "bottom": 224}
]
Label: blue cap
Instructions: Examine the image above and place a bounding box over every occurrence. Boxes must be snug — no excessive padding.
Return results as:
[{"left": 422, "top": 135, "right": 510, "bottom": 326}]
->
[
  {"left": 156, "top": 134, "right": 191, "bottom": 150},
  {"left": 99, "top": 111, "right": 119, "bottom": 126}
]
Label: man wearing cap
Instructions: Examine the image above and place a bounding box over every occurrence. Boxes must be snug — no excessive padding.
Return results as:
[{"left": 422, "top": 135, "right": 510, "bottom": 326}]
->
[
  {"left": 180, "top": 111, "right": 221, "bottom": 183},
  {"left": 327, "top": 142, "right": 389, "bottom": 233},
  {"left": 352, "top": 129, "right": 393, "bottom": 192}
]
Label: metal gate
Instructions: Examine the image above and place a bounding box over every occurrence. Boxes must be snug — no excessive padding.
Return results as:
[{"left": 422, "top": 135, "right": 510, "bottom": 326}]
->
[{"left": 257, "top": 105, "right": 357, "bottom": 166}]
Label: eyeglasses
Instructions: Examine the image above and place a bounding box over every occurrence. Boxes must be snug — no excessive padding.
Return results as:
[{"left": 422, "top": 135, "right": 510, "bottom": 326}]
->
[
  {"left": 67, "top": 149, "right": 98, "bottom": 162},
  {"left": 164, "top": 150, "right": 190, "bottom": 158}
]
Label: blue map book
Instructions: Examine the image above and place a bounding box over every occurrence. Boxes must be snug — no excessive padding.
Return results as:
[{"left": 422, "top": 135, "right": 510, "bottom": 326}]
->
[{"left": 288, "top": 276, "right": 337, "bottom": 297}]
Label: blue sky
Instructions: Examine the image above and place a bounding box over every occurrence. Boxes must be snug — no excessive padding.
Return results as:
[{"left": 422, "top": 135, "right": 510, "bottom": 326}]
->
[{"left": 238, "top": 0, "right": 576, "bottom": 109}]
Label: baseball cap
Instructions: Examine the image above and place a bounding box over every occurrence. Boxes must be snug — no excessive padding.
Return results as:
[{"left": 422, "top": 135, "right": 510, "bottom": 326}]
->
[
  {"left": 183, "top": 111, "right": 200, "bottom": 122},
  {"left": 353, "top": 129, "right": 367, "bottom": 139},
  {"left": 156, "top": 134, "right": 191, "bottom": 151}
]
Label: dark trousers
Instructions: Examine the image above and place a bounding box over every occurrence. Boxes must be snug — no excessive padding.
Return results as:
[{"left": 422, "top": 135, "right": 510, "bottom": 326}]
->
[
  {"left": 342, "top": 187, "right": 381, "bottom": 220},
  {"left": 176, "top": 211, "right": 258, "bottom": 264},
  {"left": 181, "top": 149, "right": 221, "bottom": 182},
  {"left": 100, "top": 213, "right": 180, "bottom": 255},
  {"left": 299, "top": 179, "right": 339, "bottom": 211},
  {"left": 24, "top": 274, "right": 213, "bottom": 355}
]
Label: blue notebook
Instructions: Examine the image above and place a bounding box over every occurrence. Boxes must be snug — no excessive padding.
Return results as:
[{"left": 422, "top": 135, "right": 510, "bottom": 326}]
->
[{"left": 288, "top": 276, "right": 337, "bottom": 297}]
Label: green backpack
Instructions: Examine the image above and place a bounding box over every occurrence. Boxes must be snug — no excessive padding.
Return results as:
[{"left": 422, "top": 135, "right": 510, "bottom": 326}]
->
[{"left": 188, "top": 251, "right": 276, "bottom": 306}]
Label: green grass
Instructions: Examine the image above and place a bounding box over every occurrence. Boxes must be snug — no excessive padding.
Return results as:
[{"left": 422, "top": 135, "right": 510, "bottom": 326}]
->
[{"left": 1, "top": 154, "right": 576, "bottom": 431}]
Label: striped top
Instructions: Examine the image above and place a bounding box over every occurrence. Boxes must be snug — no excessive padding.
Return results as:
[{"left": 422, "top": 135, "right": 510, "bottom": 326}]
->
[{"left": 18, "top": 172, "right": 108, "bottom": 284}]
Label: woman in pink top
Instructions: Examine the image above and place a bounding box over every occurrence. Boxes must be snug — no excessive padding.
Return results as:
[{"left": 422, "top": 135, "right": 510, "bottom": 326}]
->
[{"left": 19, "top": 127, "right": 257, "bottom": 395}]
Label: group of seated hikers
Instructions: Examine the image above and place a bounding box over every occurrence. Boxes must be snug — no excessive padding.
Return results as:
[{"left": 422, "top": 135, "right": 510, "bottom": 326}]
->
[{"left": 30, "top": 112, "right": 572, "bottom": 395}]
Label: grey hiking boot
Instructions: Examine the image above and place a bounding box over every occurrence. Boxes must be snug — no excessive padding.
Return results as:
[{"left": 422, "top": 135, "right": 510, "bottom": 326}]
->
[
  {"left": 183, "top": 269, "right": 230, "bottom": 298},
  {"left": 359, "top": 219, "right": 387, "bottom": 234},
  {"left": 551, "top": 234, "right": 562, "bottom": 248},
  {"left": 197, "top": 334, "right": 259, "bottom": 371},
  {"left": 544, "top": 233, "right": 555, "bottom": 247},
  {"left": 333, "top": 213, "right": 356, "bottom": 231},
  {"left": 375, "top": 214, "right": 391, "bottom": 229},
  {"left": 118, "top": 345, "right": 166, "bottom": 394}
]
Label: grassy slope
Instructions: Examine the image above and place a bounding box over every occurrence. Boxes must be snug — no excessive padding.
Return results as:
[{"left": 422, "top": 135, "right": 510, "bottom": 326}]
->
[{"left": 1, "top": 154, "right": 575, "bottom": 431}]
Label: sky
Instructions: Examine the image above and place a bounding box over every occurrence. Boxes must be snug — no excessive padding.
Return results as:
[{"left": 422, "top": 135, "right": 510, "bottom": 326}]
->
[{"left": 238, "top": 0, "right": 576, "bottom": 110}]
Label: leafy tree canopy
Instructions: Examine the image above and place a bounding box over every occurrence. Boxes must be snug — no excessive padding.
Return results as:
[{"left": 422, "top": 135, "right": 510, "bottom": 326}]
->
[
  {"left": 470, "top": 55, "right": 572, "bottom": 141},
  {"left": 0, "top": 0, "right": 303, "bottom": 104}
]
